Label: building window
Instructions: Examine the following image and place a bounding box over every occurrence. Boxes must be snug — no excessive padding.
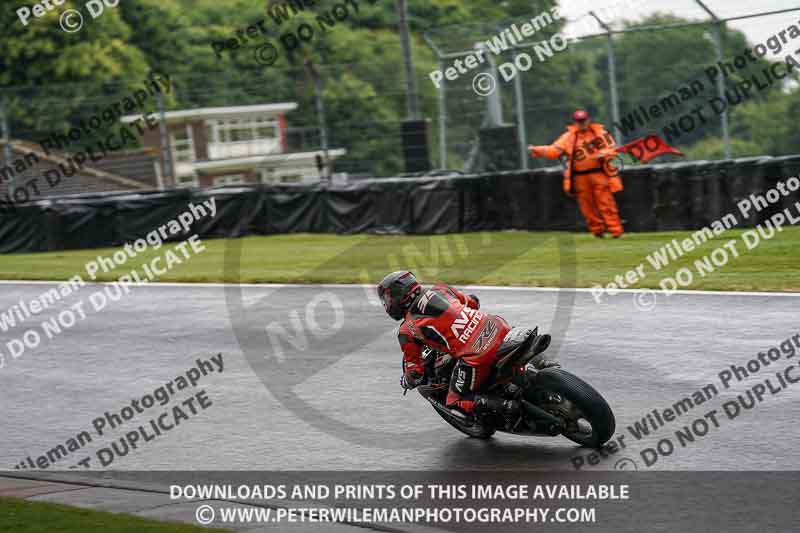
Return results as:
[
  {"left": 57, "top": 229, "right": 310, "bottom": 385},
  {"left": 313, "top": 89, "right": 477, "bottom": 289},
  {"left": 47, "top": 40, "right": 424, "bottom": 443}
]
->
[
  {"left": 171, "top": 125, "right": 195, "bottom": 163},
  {"left": 259, "top": 165, "right": 319, "bottom": 184},
  {"left": 209, "top": 117, "right": 278, "bottom": 144},
  {"left": 258, "top": 166, "right": 275, "bottom": 184},
  {"left": 176, "top": 174, "right": 198, "bottom": 187},
  {"left": 255, "top": 118, "right": 276, "bottom": 139},
  {"left": 213, "top": 174, "right": 246, "bottom": 186}
]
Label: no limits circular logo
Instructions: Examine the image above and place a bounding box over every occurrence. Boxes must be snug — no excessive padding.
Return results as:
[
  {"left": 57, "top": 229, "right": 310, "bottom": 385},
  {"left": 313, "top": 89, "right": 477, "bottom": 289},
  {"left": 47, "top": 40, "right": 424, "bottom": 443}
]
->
[{"left": 223, "top": 230, "right": 578, "bottom": 451}]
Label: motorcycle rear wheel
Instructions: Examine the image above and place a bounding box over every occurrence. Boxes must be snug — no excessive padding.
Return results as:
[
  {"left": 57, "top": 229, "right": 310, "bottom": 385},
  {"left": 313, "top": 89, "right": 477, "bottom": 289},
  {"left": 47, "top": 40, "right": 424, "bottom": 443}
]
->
[{"left": 528, "top": 368, "right": 615, "bottom": 448}]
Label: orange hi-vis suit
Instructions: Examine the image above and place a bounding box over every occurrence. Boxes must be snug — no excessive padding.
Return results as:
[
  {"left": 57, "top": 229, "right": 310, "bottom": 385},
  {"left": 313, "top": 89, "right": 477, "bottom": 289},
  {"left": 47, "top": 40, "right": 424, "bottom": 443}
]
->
[{"left": 530, "top": 123, "right": 624, "bottom": 237}]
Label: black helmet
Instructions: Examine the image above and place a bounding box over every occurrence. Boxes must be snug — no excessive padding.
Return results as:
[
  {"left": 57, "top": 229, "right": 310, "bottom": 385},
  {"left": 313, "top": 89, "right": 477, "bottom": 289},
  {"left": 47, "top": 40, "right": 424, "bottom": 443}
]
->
[{"left": 377, "top": 271, "right": 421, "bottom": 320}]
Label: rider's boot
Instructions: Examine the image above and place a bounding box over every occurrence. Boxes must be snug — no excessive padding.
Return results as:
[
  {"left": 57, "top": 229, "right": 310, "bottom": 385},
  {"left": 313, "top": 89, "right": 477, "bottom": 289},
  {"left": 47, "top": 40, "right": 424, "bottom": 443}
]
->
[
  {"left": 530, "top": 355, "right": 561, "bottom": 370},
  {"left": 475, "top": 395, "right": 521, "bottom": 430}
]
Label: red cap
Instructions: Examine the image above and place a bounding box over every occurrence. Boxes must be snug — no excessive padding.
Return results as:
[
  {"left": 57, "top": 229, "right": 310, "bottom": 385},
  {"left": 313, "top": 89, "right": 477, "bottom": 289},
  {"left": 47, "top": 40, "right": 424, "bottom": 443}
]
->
[{"left": 572, "top": 109, "right": 589, "bottom": 121}]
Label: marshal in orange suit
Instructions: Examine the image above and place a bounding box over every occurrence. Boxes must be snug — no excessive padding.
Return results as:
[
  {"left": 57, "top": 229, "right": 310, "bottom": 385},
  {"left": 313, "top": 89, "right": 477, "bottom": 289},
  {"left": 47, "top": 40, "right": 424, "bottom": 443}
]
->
[{"left": 529, "top": 109, "right": 623, "bottom": 238}]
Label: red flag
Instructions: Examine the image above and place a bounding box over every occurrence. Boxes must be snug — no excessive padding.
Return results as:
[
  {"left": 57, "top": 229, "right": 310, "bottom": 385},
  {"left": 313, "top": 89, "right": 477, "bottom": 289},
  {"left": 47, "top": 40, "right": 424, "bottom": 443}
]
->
[{"left": 617, "top": 135, "right": 684, "bottom": 163}]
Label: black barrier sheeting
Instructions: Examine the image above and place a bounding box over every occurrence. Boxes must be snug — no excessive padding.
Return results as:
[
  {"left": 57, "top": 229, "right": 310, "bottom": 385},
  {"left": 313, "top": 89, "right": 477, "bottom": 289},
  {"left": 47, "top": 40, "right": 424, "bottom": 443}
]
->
[
  {"left": 1, "top": 156, "right": 799, "bottom": 253},
  {"left": 769, "top": 155, "right": 800, "bottom": 225},
  {"left": 615, "top": 164, "right": 654, "bottom": 233},
  {"left": 193, "top": 187, "right": 267, "bottom": 238},
  {"left": 651, "top": 162, "right": 690, "bottom": 231},
  {"left": 112, "top": 190, "right": 193, "bottom": 246},
  {"left": 56, "top": 202, "right": 116, "bottom": 251},
  {"left": 265, "top": 187, "right": 325, "bottom": 234},
  {"left": 0, "top": 205, "right": 48, "bottom": 253},
  {"left": 412, "top": 178, "right": 460, "bottom": 234},
  {"left": 372, "top": 179, "right": 416, "bottom": 234},
  {"left": 326, "top": 184, "right": 376, "bottom": 235}
]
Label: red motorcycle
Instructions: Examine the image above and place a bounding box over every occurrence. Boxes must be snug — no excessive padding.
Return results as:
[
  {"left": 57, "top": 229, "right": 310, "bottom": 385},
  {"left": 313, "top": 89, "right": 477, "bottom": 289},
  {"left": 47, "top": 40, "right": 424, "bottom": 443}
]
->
[{"left": 415, "top": 327, "right": 615, "bottom": 447}]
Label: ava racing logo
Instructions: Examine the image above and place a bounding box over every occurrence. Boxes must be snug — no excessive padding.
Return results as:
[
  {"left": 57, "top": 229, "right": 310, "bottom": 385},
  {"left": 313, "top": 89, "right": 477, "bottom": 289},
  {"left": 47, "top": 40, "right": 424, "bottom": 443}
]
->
[
  {"left": 471, "top": 319, "right": 498, "bottom": 353},
  {"left": 450, "top": 307, "right": 483, "bottom": 343}
]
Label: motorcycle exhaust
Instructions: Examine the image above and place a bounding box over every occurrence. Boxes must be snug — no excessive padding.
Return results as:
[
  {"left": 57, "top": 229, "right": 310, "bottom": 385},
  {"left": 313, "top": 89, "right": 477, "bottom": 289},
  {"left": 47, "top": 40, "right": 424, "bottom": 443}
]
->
[{"left": 521, "top": 400, "right": 562, "bottom": 435}]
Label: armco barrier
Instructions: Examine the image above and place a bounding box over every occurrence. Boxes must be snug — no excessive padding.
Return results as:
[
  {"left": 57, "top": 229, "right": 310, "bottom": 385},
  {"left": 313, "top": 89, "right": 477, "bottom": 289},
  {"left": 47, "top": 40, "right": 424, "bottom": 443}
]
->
[{"left": 0, "top": 155, "right": 798, "bottom": 253}]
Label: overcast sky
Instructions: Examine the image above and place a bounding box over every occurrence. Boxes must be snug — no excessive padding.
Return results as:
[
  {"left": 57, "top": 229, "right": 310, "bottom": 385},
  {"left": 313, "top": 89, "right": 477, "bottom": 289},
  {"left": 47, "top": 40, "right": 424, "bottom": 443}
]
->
[{"left": 560, "top": 0, "right": 799, "bottom": 60}]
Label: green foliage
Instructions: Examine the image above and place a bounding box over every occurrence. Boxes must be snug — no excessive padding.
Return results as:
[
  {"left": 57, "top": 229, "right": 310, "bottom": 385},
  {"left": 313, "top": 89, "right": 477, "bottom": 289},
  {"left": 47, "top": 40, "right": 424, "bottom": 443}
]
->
[
  {"left": 525, "top": 45, "right": 606, "bottom": 142},
  {"left": 118, "top": 0, "right": 194, "bottom": 79},
  {"left": 598, "top": 13, "right": 781, "bottom": 149},
  {"left": 684, "top": 136, "right": 765, "bottom": 160},
  {"left": 1, "top": 1, "right": 798, "bottom": 176},
  {"left": 729, "top": 88, "right": 800, "bottom": 156},
  {"left": 1, "top": 0, "right": 150, "bottom": 144},
  {"left": 323, "top": 72, "right": 405, "bottom": 175}
]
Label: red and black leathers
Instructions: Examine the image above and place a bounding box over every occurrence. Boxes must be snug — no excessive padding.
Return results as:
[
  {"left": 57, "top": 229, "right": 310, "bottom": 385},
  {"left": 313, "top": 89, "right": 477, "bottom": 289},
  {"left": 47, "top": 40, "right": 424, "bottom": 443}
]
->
[{"left": 398, "top": 284, "right": 511, "bottom": 414}]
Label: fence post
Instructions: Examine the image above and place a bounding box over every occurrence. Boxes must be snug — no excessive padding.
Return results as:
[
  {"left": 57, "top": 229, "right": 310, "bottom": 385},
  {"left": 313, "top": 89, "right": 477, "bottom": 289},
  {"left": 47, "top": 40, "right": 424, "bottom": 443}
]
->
[
  {"left": 438, "top": 59, "right": 447, "bottom": 170},
  {"left": 157, "top": 92, "right": 174, "bottom": 188},
  {"left": 306, "top": 60, "right": 330, "bottom": 182},
  {"left": 590, "top": 12, "right": 621, "bottom": 141},
  {"left": 0, "top": 99, "right": 14, "bottom": 197},
  {"left": 711, "top": 24, "right": 732, "bottom": 159},
  {"left": 513, "top": 70, "right": 528, "bottom": 170},
  {"left": 422, "top": 33, "right": 447, "bottom": 170},
  {"left": 606, "top": 36, "right": 621, "bottom": 141},
  {"left": 693, "top": 1, "right": 732, "bottom": 159}
]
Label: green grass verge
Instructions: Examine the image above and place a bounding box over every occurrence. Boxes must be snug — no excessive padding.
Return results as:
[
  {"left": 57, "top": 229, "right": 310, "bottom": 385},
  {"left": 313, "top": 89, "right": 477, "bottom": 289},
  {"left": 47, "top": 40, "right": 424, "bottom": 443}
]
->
[
  {"left": 0, "top": 227, "right": 798, "bottom": 292},
  {"left": 0, "top": 497, "right": 233, "bottom": 533}
]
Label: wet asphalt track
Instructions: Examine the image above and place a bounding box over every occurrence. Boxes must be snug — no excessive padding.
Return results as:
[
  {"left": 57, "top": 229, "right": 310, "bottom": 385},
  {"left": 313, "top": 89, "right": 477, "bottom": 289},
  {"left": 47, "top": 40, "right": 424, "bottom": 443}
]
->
[{"left": 2, "top": 281, "right": 800, "bottom": 472}]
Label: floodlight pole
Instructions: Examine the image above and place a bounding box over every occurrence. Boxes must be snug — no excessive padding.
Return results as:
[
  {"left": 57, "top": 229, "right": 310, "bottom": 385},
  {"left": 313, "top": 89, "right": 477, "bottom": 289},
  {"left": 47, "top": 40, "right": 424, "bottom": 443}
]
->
[
  {"left": 501, "top": 25, "right": 528, "bottom": 170},
  {"left": 513, "top": 70, "right": 528, "bottom": 170},
  {"left": 305, "top": 60, "right": 331, "bottom": 182},
  {"left": 156, "top": 92, "right": 174, "bottom": 188},
  {"left": 423, "top": 33, "right": 447, "bottom": 169},
  {"left": 590, "top": 11, "right": 621, "bottom": 142},
  {"left": 0, "top": 100, "right": 14, "bottom": 197},
  {"left": 695, "top": 0, "right": 732, "bottom": 159},
  {"left": 397, "top": 0, "right": 420, "bottom": 120}
]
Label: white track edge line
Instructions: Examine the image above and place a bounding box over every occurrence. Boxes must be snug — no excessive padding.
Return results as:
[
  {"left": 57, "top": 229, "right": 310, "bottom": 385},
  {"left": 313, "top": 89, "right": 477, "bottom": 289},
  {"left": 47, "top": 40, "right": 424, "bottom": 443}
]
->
[{"left": 0, "top": 280, "right": 797, "bottom": 297}]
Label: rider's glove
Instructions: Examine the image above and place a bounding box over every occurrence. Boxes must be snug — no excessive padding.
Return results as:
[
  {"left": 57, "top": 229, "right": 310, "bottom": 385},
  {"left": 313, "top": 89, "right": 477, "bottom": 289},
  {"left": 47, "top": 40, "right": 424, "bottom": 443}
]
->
[
  {"left": 468, "top": 294, "right": 480, "bottom": 309},
  {"left": 400, "top": 371, "right": 424, "bottom": 391}
]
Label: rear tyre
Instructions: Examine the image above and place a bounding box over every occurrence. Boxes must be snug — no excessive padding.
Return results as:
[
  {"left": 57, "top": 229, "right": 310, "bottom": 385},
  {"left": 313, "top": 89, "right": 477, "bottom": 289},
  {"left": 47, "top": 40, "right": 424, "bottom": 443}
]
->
[{"left": 528, "top": 368, "right": 615, "bottom": 447}]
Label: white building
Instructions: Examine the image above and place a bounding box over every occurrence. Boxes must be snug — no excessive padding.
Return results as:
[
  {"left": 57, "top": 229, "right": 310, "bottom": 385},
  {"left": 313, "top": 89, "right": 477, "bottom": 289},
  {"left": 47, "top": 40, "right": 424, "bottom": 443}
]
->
[{"left": 122, "top": 103, "right": 345, "bottom": 187}]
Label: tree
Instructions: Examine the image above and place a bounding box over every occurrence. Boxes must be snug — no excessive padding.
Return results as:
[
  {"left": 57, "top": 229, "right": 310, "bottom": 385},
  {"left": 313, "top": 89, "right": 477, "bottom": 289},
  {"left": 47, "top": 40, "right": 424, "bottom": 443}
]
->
[
  {"left": 1, "top": 0, "right": 150, "bottom": 145},
  {"left": 684, "top": 137, "right": 764, "bottom": 160},
  {"left": 732, "top": 85, "right": 800, "bottom": 153},
  {"left": 595, "top": 13, "right": 779, "bottom": 150}
]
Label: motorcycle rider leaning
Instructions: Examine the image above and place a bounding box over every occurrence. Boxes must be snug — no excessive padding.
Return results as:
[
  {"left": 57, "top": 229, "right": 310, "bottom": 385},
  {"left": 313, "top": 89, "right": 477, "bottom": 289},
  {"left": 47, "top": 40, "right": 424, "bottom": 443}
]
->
[{"left": 378, "top": 271, "right": 557, "bottom": 430}]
